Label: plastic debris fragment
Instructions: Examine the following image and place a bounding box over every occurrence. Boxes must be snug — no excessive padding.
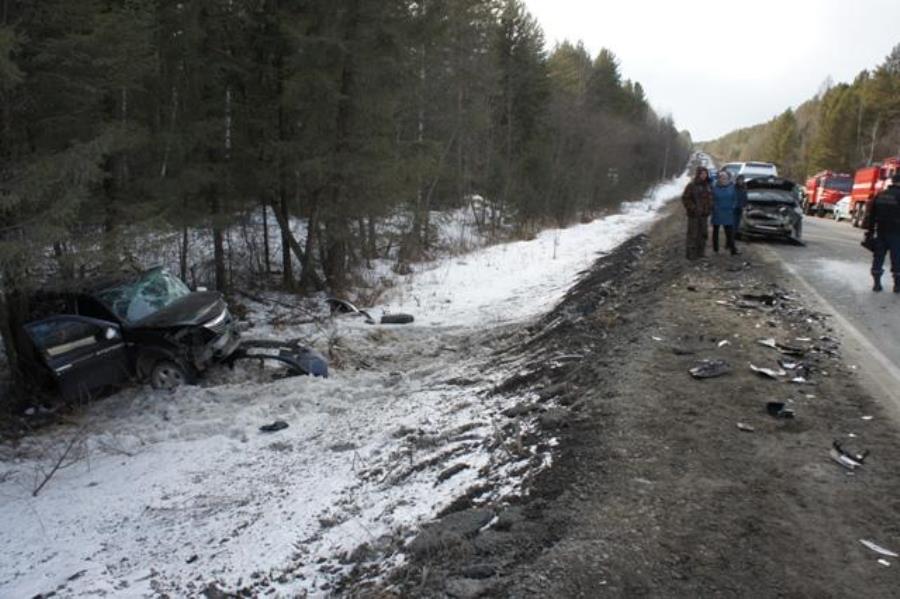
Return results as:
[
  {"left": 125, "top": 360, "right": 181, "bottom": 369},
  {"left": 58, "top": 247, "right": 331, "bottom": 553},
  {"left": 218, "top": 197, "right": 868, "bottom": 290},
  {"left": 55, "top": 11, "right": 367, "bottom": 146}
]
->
[
  {"left": 750, "top": 363, "right": 787, "bottom": 379},
  {"left": 689, "top": 359, "right": 732, "bottom": 379},
  {"left": 260, "top": 420, "right": 289, "bottom": 433},
  {"left": 861, "top": 540, "right": 899, "bottom": 558},
  {"left": 766, "top": 402, "right": 795, "bottom": 419}
]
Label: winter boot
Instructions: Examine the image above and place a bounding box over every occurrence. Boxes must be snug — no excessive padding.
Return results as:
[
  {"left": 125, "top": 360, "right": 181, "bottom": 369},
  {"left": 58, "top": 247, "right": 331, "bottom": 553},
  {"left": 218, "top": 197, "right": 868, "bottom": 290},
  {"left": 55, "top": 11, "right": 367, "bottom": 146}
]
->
[
  {"left": 894, "top": 278, "right": 900, "bottom": 293},
  {"left": 873, "top": 275, "right": 883, "bottom": 292}
]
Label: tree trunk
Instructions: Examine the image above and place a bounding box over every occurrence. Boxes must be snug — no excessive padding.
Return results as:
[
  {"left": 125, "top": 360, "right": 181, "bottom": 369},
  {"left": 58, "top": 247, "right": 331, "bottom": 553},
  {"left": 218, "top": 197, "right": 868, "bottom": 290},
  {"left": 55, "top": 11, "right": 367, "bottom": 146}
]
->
[
  {"left": 279, "top": 189, "right": 293, "bottom": 288},
  {"left": 323, "top": 0, "right": 359, "bottom": 290},
  {"left": 180, "top": 225, "right": 189, "bottom": 283},
  {"left": 213, "top": 84, "right": 233, "bottom": 293},
  {"left": 356, "top": 217, "right": 368, "bottom": 263},
  {"left": 456, "top": 79, "right": 465, "bottom": 205},
  {"left": 212, "top": 208, "right": 227, "bottom": 291},
  {"left": 299, "top": 195, "right": 321, "bottom": 291},
  {"left": 274, "top": 41, "right": 293, "bottom": 289},
  {"left": 406, "top": 34, "right": 428, "bottom": 260},
  {"left": 270, "top": 195, "right": 324, "bottom": 291},
  {"left": 367, "top": 216, "right": 377, "bottom": 259},
  {"left": 160, "top": 86, "right": 178, "bottom": 178},
  {"left": 261, "top": 200, "right": 271, "bottom": 275},
  {"left": 0, "top": 271, "right": 31, "bottom": 407}
]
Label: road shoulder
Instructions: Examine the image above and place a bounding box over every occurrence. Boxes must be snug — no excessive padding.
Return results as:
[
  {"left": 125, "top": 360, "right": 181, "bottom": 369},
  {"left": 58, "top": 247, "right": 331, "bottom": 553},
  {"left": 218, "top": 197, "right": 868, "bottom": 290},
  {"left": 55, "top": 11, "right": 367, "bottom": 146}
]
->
[{"left": 372, "top": 207, "right": 900, "bottom": 598}]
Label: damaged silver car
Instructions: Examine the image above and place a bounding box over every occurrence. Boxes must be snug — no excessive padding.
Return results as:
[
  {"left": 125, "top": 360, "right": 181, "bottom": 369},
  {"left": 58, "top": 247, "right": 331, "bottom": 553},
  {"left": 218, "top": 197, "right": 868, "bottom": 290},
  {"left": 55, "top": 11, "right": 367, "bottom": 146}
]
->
[{"left": 739, "top": 177, "right": 804, "bottom": 244}]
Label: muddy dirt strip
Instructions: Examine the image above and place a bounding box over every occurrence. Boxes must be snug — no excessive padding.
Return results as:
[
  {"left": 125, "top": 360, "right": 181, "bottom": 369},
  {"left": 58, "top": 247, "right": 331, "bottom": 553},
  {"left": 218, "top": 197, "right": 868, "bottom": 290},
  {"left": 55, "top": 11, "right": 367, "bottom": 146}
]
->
[{"left": 368, "top": 207, "right": 900, "bottom": 598}]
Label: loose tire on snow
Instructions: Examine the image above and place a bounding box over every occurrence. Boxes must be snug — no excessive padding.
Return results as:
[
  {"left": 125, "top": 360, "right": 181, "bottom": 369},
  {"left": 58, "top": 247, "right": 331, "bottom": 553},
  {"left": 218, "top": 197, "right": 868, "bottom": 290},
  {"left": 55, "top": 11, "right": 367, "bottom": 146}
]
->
[{"left": 380, "top": 313, "right": 415, "bottom": 325}]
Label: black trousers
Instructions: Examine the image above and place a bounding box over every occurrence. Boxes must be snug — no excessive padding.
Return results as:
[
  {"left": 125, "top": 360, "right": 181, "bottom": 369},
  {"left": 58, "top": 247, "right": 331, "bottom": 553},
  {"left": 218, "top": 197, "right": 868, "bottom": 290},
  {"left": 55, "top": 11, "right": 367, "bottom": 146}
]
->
[
  {"left": 712, "top": 225, "right": 736, "bottom": 253},
  {"left": 871, "top": 233, "right": 900, "bottom": 278}
]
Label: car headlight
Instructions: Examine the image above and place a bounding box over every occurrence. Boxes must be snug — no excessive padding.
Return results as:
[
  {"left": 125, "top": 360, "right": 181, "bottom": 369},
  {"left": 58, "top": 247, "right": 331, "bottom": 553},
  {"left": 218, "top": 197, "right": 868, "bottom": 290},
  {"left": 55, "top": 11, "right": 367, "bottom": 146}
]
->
[{"left": 204, "top": 308, "right": 229, "bottom": 331}]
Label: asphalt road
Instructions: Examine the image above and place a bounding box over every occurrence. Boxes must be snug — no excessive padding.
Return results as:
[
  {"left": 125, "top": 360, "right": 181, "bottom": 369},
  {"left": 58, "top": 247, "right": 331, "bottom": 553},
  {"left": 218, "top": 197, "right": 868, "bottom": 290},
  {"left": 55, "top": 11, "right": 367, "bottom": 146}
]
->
[{"left": 761, "top": 215, "right": 900, "bottom": 416}]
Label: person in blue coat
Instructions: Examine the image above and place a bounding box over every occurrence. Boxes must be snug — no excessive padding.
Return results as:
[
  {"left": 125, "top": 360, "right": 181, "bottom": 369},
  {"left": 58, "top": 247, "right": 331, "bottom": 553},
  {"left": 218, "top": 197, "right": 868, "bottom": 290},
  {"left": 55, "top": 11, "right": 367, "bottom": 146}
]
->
[{"left": 711, "top": 171, "right": 740, "bottom": 255}]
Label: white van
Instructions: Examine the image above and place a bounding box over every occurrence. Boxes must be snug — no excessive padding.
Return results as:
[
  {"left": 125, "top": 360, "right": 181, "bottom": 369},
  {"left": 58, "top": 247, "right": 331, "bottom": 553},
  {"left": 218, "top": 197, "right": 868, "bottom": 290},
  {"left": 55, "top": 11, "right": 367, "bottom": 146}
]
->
[{"left": 738, "top": 162, "right": 778, "bottom": 180}]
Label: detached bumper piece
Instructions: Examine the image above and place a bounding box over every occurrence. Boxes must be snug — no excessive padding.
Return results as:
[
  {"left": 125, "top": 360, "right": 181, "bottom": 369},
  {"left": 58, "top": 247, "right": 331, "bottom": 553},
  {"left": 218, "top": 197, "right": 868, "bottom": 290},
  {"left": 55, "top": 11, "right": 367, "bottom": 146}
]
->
[{"left": 229, "top": 338, "right": 329, "bottom": 378}]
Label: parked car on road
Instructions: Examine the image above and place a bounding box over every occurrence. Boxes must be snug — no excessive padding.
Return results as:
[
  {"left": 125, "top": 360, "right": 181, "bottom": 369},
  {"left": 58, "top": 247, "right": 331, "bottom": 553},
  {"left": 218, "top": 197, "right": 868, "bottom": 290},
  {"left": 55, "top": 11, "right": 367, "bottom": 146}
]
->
[
  {"left": 722, "top": 162, "right": 744, "bottom": 179},
  {"left": 833, "top": 196, "right": 853, "bottom": 222},
  {"left": 738, "top": 177, "right": 803, "bottom": 244},
  {"left": 738, "top": 161, "right": 779, "bottom": 180},
  {"left": 22, "top": 268, "right": 241, "bottom": 398}
]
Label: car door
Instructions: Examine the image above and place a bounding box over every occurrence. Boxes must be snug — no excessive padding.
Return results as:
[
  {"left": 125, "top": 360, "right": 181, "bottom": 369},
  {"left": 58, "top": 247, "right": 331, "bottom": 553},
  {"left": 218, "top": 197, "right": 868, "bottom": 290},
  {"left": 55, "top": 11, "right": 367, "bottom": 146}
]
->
[{"left": 24, "top": 316, "right": 131, "bottom": 400}]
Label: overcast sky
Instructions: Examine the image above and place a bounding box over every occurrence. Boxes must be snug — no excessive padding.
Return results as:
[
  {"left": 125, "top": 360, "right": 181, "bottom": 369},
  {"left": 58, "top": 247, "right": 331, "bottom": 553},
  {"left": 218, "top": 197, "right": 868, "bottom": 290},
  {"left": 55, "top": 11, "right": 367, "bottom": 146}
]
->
[{"left": 523, "top": 0, "right": 899, "bottom": 141}]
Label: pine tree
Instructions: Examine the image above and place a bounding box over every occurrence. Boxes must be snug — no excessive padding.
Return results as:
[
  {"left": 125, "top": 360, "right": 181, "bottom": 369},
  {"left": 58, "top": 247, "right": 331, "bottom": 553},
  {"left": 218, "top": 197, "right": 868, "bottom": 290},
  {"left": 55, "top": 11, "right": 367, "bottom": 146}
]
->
[{"left": 765, "top": 109, "right": 801, "bottom": 179}]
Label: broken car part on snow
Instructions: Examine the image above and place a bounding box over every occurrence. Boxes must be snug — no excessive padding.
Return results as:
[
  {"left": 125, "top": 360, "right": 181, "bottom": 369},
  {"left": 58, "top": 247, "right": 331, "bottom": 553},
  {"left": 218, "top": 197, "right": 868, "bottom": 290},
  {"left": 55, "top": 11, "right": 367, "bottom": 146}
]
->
[{"left": 326, "top": 297, "right": 415, "bottom": 326}]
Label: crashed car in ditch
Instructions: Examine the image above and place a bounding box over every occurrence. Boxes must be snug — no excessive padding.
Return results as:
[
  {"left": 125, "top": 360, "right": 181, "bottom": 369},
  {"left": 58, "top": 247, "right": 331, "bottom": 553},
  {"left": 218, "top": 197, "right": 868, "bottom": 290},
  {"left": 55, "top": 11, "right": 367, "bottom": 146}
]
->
[
  {"left": 21, "top": 267, "right": 326, "bottom": 400},
  {"left": 738, "top": 176, "right": 804, "bottom": 244}
]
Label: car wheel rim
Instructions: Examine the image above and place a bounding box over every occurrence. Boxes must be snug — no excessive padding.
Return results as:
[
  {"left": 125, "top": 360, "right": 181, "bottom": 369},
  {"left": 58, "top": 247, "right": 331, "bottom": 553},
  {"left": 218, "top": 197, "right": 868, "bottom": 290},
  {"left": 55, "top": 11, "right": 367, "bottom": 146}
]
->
[{"left": 154, "top": 364, "right": 185, "bottom": 390}]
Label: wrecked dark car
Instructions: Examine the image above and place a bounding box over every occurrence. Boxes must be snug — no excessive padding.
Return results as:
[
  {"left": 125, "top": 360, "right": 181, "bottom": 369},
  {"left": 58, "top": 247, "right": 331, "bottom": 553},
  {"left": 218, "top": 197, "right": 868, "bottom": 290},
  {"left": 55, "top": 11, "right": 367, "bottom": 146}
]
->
[
  {"left": 738, "top": 177, "right": 804, "bottom": 244},
  {"left": 21, "top": 268, "right": 328, "bottom": 401},
  {"left": 22, "top": 268, "right": 241, "bottom": 398}
]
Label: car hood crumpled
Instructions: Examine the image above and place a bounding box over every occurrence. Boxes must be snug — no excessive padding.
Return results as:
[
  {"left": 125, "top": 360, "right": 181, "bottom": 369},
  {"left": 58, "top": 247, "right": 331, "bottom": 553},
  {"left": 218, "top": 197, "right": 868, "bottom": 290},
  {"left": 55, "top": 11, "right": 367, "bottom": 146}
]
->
[{"left": 131, "top": 292, "right": 226, "bottom": 329}]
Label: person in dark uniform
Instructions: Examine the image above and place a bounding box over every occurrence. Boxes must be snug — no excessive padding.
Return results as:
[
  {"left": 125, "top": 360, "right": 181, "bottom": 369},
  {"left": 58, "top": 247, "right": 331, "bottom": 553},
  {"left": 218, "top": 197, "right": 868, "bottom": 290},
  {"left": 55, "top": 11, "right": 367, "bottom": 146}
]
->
[
  {"left": 681, "top": 167, "right": 713, "bottom": 260},
  {"left": 864, "top": 173, "right": 900, "bottom": 292}
]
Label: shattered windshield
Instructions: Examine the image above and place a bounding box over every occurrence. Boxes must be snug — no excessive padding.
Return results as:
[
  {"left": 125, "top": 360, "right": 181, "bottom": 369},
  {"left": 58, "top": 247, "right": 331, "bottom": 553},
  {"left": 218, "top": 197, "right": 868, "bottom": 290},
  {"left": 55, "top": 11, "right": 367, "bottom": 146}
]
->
[{"left": 96, "top": 269, "right": 191, "bottom": 323}]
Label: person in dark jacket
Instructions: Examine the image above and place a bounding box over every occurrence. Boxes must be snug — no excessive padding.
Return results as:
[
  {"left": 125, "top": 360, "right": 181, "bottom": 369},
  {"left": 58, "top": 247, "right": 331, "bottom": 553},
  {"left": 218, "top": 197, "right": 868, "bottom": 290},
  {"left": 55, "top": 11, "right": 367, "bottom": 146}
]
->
[
  {"left": 682, "top": 167, "right": 713, "bottom": 260},
  {"left": 711, "top": 171, "right": 739, "bottom": 255},
  {"left": 865, "top": 174, "right": 900, "bottom": 292},
  {"left": 734, "top": 175, "right": 748, "bottom": 231}
]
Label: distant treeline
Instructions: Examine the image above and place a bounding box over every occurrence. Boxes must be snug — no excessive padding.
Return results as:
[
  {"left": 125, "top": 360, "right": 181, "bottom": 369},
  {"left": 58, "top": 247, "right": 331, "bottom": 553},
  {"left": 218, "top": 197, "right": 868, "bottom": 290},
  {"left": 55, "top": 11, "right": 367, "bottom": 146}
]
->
[
  {"left": 702, "top": 43, "right": 900, "bottom": 181},
  {"left": 0, "top": 1, "right": 689, "bottom": 363}
]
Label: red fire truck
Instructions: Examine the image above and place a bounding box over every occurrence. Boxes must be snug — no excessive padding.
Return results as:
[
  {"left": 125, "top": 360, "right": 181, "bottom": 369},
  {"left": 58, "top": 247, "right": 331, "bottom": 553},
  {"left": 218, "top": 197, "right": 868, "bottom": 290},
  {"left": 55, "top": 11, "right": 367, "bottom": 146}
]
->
[
  {"left": 849, "top": 157, "right": 900, "bottom": 227},
  {"left": 804, "top": 171, "right": 854, "bottom": 217}
]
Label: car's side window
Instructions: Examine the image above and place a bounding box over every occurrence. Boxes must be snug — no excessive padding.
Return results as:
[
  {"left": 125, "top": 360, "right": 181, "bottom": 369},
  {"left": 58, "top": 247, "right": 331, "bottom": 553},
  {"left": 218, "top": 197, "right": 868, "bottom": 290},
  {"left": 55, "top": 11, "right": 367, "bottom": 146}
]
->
[{"left": 27, "top": 319, "right": 101, "bottom": 358}]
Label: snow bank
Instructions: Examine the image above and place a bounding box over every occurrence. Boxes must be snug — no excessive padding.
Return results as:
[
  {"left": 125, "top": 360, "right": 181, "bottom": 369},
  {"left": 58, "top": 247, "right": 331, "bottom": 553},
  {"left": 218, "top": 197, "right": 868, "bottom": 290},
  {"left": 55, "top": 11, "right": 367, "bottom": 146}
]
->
[
  {"left": 379, "top": 177, "right": 688, "bottom": 326},
  {"left": 0, "top": 176, "right": 686, "bottom": 597}
]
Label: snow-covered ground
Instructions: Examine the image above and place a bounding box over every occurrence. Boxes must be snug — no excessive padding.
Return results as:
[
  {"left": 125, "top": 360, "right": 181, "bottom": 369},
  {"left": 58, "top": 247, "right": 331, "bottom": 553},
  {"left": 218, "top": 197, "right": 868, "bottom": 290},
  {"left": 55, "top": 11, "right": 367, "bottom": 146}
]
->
[
  {"left": 380, "top": 177, "right": 688, "bottom": 326},
  {"left": 0, "top": 176, "right": 687, "bottom": 598}
]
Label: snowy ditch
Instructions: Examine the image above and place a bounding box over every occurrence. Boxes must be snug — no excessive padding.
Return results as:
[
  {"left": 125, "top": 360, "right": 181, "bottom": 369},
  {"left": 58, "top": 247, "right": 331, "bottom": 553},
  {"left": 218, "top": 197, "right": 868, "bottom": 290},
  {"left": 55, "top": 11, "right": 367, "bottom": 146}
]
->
[{"left": 0, "top": 176, "right": 687, "bottom": 597}]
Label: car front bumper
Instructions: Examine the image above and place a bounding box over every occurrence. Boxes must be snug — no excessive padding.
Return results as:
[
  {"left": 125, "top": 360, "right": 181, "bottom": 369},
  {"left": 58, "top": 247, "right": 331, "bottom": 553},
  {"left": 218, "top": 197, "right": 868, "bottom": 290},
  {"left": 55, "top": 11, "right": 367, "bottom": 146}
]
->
[
  {"left": 740, "top": 213, "right": 799, "bottom": 237},
  {"left": 193, "top": 326, "right": 241, "bottom": 370}
]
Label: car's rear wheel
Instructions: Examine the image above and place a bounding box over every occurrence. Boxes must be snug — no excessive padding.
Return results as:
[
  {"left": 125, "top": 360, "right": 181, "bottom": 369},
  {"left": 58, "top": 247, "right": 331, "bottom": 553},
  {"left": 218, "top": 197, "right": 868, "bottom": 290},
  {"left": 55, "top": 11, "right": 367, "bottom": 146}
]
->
[{"left": 150, "top": 360, "right": 190, "bottom": 391}]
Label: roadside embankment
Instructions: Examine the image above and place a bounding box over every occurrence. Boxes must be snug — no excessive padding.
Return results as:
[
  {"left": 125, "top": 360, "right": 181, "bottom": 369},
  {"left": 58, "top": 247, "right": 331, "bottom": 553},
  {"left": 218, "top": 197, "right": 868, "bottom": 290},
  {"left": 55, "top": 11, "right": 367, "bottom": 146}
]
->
[{"left": 383, "top": 204, "right": 900, "bottom": 598}]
